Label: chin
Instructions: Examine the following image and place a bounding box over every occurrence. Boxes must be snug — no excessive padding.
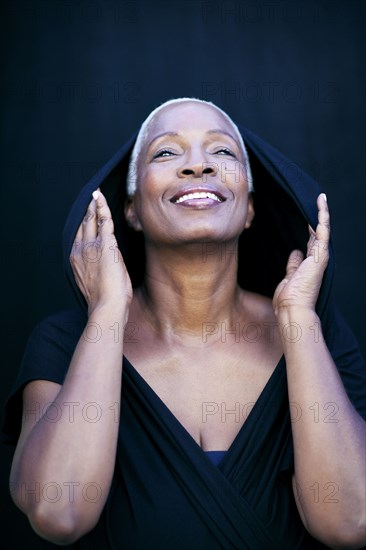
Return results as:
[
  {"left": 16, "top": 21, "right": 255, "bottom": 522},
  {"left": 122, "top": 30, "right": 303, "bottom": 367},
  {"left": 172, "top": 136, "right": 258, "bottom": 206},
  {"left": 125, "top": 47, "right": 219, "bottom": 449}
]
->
[{"left": 171, "top": 226, "right": 241, "bottom": 246}]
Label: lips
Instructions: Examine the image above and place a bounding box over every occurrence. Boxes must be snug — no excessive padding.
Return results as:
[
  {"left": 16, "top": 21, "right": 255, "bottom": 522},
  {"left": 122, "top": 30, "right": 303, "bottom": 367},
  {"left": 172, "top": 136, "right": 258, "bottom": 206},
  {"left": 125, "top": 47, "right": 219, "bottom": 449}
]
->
[
  {"left": 174, "top": 191, "right": 223, "bottom": 204},
  {"left": 170, "top": 187, "right": 226, "bottom": 205}
]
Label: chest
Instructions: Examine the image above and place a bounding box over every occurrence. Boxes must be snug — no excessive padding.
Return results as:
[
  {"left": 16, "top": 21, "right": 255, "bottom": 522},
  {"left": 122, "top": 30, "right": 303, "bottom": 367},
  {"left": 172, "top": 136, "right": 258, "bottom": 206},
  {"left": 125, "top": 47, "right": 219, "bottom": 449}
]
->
[{"left": 124, "top": 339, "right": 282, "bottom": 451}]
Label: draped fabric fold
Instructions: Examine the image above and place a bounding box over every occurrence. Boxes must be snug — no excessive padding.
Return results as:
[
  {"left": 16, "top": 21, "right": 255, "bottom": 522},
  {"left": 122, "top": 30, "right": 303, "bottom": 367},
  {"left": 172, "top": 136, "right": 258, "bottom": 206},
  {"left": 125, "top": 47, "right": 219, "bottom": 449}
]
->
[{"left": 79, "top": 357, "right": 325, "bottom": 549}]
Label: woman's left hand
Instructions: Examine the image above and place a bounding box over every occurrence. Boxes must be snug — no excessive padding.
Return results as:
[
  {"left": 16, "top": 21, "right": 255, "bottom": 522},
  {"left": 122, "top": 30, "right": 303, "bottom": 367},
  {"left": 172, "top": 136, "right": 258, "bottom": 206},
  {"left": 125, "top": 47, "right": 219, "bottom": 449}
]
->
[{"left": 272, "top": 193, "right": 330, "bottom": 315}]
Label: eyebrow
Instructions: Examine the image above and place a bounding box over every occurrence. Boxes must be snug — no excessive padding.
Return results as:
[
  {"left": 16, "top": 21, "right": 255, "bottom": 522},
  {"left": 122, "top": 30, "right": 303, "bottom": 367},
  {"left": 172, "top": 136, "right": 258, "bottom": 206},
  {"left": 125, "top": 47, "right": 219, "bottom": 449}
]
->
[
  {"left": 147, "top": 131, "right": 179, "bottom": 148},
  {"left": 147, "top": 129, "right": 240, "bottom": 150},
  {"left": 206, "top": 129, "right": 241, "bottom": 149}
]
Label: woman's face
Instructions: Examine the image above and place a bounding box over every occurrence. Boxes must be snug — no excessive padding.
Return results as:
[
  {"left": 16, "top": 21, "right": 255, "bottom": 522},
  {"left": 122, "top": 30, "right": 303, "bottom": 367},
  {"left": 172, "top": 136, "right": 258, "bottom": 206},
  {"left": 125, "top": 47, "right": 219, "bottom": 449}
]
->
[{"left": 125, "top": 101, "right": 254, "bottom": 247}]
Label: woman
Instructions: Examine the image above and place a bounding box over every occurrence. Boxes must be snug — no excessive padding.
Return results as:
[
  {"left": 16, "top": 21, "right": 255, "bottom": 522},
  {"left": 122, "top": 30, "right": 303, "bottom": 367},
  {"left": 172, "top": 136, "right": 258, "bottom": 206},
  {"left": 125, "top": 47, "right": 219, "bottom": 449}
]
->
[{"left": 4, "top": 98, "right": 366, "bottom": 549}]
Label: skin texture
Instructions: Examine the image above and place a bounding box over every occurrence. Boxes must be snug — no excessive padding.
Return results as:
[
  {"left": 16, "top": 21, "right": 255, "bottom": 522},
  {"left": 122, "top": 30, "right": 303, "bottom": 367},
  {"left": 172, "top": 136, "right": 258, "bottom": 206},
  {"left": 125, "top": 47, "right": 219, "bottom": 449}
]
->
[{"left": 10, "top": 102, "right": 366, "bottom": 548}]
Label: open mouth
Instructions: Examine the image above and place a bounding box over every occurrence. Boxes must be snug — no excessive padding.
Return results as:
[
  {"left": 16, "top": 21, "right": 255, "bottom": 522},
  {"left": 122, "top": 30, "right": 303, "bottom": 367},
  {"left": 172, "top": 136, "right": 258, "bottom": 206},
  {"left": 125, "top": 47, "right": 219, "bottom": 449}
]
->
[
  {"left": 173, "top": 191, "right": 224, "bottom": 204},
  {"left": 173, "top": 191, "right": 223, "bottom": 204}
]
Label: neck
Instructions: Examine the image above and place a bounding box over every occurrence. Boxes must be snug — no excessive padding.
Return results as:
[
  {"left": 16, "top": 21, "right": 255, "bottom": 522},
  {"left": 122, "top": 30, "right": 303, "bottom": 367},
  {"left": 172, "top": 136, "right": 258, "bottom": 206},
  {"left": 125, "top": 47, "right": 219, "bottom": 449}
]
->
[{"left": 135, "top": 240, "right": 243, "bottom": 342}]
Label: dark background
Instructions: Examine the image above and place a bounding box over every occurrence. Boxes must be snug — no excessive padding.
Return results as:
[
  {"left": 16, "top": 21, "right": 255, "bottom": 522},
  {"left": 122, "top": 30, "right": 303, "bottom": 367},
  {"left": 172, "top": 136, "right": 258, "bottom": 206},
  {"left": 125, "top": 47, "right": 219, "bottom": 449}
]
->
[{"left": 1, "top": 1, "right": 365, "bottom": 547}]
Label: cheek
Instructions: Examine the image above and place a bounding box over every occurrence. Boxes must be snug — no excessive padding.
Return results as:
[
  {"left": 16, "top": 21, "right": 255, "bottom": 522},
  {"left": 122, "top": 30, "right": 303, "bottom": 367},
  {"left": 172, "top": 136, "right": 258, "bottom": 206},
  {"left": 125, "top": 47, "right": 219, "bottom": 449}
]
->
[
  {"left": 137, "top": 164, "right": 177, "bottom": 210},
  {"left": 231, "top": 195, "right": 252, "bottom": 230},
  {"left": 136, "top": 172, "right": 164, "bottom": 204},
  {"left": 217, "top": 159, "right": 247, "bottom": 187},
  {"left": 133, "top": 187, "right": 166, "bottom": 231}
]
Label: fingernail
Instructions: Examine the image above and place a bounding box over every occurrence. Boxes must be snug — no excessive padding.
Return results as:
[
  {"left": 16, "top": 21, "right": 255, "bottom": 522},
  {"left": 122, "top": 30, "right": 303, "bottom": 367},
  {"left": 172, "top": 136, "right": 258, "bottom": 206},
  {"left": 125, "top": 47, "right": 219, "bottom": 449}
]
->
[
  {"left": 92, "top": 191, "right": 99, "bottom": 200},
  {"left": 321, "top": 193, "right": 327, "bottom": 202}
]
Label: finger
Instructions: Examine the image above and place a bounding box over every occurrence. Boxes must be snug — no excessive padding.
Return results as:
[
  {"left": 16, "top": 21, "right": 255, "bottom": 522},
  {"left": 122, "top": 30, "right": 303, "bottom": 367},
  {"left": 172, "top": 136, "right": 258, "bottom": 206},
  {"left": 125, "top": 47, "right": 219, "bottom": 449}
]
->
[
  {"left": 285, "top": 249, "right": 304, "bottom": 279},
  {"left": 306, "top": 224, "right": 316, "bottom": 257},
  {"left": 306, "top": 194, "right": 330, "bottom": 264},
  {"left": 92, "top": 189, "right": 115, "bottom": 237},
  {"left": 82, "top": 195, "right": 97, "bottom": 242},
  {"left": 71, "top": 222, "right": 83, "bottom": 259},
  {"left": 316, "top": 193, "right": 330, "bottom": 247}
]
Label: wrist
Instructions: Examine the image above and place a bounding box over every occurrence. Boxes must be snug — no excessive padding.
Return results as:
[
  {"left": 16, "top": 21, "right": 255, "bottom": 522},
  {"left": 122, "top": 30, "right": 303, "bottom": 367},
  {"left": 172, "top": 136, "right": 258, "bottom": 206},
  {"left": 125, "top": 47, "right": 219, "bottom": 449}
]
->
[
  {"left": 88, "top": 301, "right": 130, "bottom": 323},
  {"left": 276, "top": 304, "right": 318, "bottom": 321},
  {"left": 276, "top": 306, "right": 320, "bottom": 345}
]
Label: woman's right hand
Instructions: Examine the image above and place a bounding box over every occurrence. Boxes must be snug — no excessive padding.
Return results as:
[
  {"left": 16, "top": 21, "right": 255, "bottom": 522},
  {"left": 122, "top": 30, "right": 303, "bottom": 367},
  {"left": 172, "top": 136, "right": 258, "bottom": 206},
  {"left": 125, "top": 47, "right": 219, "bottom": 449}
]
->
[{"left": 70, "top": 189, "right": 133, "bottom": 317}]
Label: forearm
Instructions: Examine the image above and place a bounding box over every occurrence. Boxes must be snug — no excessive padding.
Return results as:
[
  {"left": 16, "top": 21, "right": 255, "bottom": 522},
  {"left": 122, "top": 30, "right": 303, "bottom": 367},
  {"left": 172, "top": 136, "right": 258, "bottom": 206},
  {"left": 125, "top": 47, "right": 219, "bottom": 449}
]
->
[
  {"left": 12, "top": 304, "right": 126, "bottom": 539},
  {"left": 279, "top": 306, "right": 366, "bottom": 546}
]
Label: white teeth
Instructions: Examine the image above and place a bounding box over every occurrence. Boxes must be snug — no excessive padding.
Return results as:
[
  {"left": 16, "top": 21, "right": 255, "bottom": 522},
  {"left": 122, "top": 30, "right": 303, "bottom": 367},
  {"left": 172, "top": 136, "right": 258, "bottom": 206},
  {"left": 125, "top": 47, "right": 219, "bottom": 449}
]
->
[{"left": 175, "top": 191, "right": 222, "bottom": 204}]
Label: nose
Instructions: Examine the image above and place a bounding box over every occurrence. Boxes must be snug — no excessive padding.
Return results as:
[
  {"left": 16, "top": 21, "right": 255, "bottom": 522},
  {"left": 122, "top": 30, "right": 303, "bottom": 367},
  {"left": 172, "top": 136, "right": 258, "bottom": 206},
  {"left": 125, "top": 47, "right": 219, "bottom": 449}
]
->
[{"left": 177, "top": 154, "right": 218, "bottom": 179}]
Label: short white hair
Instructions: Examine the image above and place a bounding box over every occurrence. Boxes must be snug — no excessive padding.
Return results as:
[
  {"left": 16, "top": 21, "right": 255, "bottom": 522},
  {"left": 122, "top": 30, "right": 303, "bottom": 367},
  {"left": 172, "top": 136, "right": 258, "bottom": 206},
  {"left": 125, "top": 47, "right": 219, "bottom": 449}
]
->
[{"left": 126, "top": 97, "right": 253, "bottom": 195}]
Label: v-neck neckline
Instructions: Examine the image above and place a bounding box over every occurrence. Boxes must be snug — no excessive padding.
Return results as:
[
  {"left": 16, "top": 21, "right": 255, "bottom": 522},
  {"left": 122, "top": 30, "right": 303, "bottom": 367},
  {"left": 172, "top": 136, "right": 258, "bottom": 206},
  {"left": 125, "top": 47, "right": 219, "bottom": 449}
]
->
[{"left": 122, "top": 353, "right": 286, "bottom": 468}]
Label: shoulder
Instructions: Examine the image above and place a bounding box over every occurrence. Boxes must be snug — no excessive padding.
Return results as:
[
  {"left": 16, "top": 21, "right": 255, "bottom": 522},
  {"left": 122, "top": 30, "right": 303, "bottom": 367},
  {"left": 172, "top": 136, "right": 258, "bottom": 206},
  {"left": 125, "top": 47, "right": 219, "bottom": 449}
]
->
[
  {"left": 236, "top": 289, "right": 283, "bottom": 354},
  {"left": 238, "top": 289, "right": 276, "bottom": 323},
  {"left": 22, "top": 307, "right": 88, "bottom": 378},
  {"left": 28, "top": 308, "right": 87, "bottom": 353},
  {"left": 2, "top": 308, "right": 87, "bottom": 444},
  {"left": 322, "top": 301, "right": 366, "bottom": 420},
  {"left": 35, "top": 307, "right": 87, "bottom": 334}
]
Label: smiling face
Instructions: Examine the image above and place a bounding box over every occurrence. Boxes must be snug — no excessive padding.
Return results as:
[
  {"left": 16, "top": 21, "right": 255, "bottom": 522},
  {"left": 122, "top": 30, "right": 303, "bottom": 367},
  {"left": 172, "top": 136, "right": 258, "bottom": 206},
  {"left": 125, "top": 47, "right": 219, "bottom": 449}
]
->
[{"left": 125, "top": 101, "right": 254, "bottom": 247}]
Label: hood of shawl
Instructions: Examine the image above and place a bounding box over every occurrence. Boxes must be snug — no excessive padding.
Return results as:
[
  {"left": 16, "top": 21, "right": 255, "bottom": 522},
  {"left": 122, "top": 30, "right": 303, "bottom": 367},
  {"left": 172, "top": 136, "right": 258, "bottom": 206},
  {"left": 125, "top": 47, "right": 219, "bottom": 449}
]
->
[{"left": 62, "top": 125, "right": 334, "bottom": 317}]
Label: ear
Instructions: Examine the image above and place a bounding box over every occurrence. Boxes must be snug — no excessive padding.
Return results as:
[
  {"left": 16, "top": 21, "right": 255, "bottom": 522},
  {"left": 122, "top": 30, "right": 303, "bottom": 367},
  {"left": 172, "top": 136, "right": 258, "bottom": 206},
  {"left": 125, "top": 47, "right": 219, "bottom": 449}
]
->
[
  {"left": 124, "top": 196, "right": 143, "bottom": 232},
  {"left": 244, "top": 194, "right": 255, "bottom": 229}
]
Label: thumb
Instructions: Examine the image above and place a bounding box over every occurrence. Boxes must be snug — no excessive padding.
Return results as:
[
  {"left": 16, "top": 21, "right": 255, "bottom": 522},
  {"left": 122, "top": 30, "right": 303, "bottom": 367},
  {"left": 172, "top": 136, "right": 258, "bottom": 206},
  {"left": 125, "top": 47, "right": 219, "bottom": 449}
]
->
[{"left": 285, "top": 249, "right": 304, "bottom": 279}]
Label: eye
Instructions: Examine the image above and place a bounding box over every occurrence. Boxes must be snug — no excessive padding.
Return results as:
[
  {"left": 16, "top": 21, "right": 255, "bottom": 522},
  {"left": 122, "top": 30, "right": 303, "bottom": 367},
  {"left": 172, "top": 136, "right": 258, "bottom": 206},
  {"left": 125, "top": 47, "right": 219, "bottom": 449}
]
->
[
  {"left": 153, "top": 149, "right": 176, "bottom": 159},
  {"left": 214, "top": 147, "right": 236, "bottom": 157}
]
